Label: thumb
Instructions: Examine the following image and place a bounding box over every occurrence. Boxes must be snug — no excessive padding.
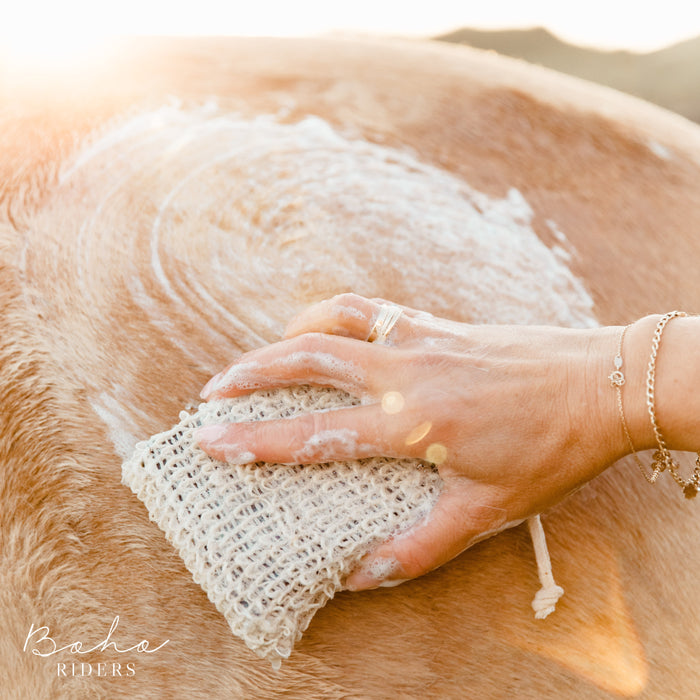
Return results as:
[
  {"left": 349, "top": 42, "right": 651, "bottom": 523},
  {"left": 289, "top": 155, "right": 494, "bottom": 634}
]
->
[{"left": 344, "top": 480, "right": 517, "bottom": 591}]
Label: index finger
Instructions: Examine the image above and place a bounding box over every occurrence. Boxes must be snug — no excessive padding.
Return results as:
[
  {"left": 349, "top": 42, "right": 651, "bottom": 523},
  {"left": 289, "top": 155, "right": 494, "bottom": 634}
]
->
[{"left": 200, "top": 331, "right": 391, "bottom": 400}]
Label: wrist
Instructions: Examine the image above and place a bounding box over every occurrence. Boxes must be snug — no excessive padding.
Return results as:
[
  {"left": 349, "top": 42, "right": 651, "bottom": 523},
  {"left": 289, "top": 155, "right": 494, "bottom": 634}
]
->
[
  {"left": 556, "top": 325, "right": 630, "bottom": 480},
  {"left": 582, "top": 325, "right": 636, "bottom": 469},
  {"left": 614, "top": 315, "right": 660, "bottom": 453},
  {"left": 567, "top": 319, "right": 658, "bottom": 475},
  {"left": 607, "top": 313, "right": 700, "bottom": 456}
]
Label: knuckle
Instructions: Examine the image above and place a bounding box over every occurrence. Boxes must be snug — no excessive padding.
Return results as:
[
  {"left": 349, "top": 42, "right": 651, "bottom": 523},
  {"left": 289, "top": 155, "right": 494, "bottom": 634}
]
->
[
  {"left": 292, "top": 411, "right": 330, "bottom": 439},
  {"left": 331, "top": 292, "right": 364, "bottom": 307},
  {"left": 309, "top": 410, "right": 329, "bottom": 435},
  {"left": 273, "top": 417, "right": 311, "bottom": 456},
  {"left": 292, "top": 331, "right": 329, "bottom": 354},
  {"left": 289, "top": 412, "right": 341, "bottom": 463}
]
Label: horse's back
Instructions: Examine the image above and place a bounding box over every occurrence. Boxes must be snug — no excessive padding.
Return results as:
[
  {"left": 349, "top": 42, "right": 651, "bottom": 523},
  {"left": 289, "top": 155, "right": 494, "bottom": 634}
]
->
[{"left": 2, "top": 37, "right": 700, "bottom": 699}]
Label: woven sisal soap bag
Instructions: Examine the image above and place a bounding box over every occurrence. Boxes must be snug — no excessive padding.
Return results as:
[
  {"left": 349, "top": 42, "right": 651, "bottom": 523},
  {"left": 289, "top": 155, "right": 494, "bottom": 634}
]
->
[{"left": 121, "top": 385, "right": 443, "bottom": 667}]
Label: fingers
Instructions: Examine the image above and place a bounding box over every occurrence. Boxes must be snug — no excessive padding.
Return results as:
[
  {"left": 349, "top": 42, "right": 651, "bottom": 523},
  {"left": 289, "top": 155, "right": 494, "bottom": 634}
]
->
[
  {"left": 200, "top": 293, "right": 422, "bottom": 400},
  {"left": 284, "top": 293, "right": 377, "bottom": 340},
  {"left": 194, "top": 403, "right": 417, "bottom": 464},
  {"left": 344, "top": 481, "right": 519, "bottom": 591},
  {"left": 200, "top": 332, "right": 387, "bottom": 400},
  {"left": 283, "top": 292, "right": 414, "bottom": 344}
]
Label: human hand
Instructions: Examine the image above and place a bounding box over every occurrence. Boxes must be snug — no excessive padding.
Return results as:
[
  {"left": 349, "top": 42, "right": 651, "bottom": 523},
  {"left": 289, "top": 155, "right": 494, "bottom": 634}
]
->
[{"left": 196, "top": 294, "right": 624, "bottom": 590}]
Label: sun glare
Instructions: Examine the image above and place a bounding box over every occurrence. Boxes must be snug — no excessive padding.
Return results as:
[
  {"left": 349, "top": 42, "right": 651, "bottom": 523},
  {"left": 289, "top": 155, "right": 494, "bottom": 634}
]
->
[
  {"left": 1, "top": 28, "right": 109, "bottom": 73},
  {"left": 3, "top": 0, "right": 700, "bottom": 73}
]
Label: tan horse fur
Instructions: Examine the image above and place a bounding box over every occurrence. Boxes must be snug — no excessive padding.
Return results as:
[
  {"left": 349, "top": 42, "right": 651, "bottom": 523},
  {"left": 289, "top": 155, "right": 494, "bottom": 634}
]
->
[{"left": 2, "top": 37, "right": 700, "bottom": 698}]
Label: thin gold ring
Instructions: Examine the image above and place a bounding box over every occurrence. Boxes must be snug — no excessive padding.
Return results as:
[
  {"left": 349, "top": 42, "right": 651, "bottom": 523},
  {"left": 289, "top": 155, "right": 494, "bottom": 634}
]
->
[{"left": 367, "top": 304, "right": 403, "bottom": 344}]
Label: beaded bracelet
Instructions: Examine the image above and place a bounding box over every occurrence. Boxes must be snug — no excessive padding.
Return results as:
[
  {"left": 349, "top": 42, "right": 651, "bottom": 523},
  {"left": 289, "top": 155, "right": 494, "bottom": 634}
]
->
[{"left": 609, "top": 311, "right": 700, "bottom": 499}]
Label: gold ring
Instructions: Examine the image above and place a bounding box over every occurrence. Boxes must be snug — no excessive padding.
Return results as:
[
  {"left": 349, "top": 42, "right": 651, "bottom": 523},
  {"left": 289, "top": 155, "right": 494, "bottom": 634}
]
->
[{"left": 367, "top": 304, "right": 403, "bottom": 344}]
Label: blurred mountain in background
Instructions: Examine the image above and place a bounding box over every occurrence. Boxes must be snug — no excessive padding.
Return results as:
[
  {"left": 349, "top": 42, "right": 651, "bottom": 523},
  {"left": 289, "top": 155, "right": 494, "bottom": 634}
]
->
[{"left": 435, "top": 27, "right": 700, "bottom": 124}]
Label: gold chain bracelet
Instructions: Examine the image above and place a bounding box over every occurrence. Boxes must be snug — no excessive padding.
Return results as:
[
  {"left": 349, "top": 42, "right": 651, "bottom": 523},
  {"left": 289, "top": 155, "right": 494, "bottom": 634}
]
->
[{"left": 610, "top": 311, "right": 700, "bottom": 499}]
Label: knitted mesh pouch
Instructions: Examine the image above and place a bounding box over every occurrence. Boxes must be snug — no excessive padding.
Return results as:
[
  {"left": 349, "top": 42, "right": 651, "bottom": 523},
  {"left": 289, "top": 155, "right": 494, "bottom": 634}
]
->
[{"left": 121, "top": 385, "right": 443, "bottom": 667}]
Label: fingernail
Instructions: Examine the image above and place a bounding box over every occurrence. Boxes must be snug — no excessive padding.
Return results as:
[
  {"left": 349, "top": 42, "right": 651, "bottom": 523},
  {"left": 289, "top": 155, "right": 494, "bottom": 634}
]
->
[
  {"left": 345, "top": 556, "right": 401, "bottom": 591},
  {"left": 345, "top": 575, "right": 408, "bottom": 592},
  {"left": 200, "top": 360, "right": 260, "bottom": 399},
  {"left": 344, "top": 573, "right": 381, "bottom": 592},
  {"left": 378, "top": 578, "right": 409, "bottom": 588},
  {"left": 200, "top": 372, "right": 223, "bottom": 399},
  {"left": 194, "top": 426, "right": 257, "bottom": 464},
  {"left": 193, "top": 424, "right": 227, "bottom": 445}
]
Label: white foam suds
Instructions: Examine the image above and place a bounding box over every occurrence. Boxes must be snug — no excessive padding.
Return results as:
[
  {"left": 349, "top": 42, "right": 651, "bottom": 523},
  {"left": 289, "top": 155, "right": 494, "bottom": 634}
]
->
[
  {"left": 361, "top": 556, "right": 401, "bottom": 582},
  {"left": 545, "top": 219, "right": 576, "bottom": 264},
  {"left": 550, "top": 245, "right": 571, "bottom": 263},
  {"left": 292, "top": 428, "right": 371, "bottom": 463},
  {"left": 208, "top": 352, "right": 364, "bottom": 396},
  {"left": 51, "top": 105, "right": 599, "bottom": 459},
  {"left": 90, "top": 392, "right": 141, "bottom": 460},
  {"left": 207, "top": 360, "right": 263, "bottom": 394},
  {"left": 221, "top": 447, "right": 257, "bottom": 465},
  {"left": 280, "top": 352, "right": 365, "bottom": 388},
  {"left": 58, "top": 105, "right": 596, "bottom": 337},
  {"left": 648, "top": 139, "right": 672, "bottom": 160},
  {"left": 378, "top": 577, "right": 409, "bottom": 588},
  {"left": 546, "top": 220, "right": 569, "bottom": 246},
  {"left": 332, "top": 304, "right": 368, "bottom": 321}
]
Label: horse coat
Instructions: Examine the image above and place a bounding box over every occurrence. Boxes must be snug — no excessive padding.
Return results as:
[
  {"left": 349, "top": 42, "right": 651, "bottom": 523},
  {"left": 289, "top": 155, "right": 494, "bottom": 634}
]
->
[{"left": 2, "top": 36, "right": 700, "bottom": 699}]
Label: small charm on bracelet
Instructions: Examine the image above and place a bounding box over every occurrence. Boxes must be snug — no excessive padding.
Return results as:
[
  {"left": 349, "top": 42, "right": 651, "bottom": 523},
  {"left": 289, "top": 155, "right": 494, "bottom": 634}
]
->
[
  {"left": 609, "top": 369, "right": 625, "bottom": 386},
  {"left": 609, "top": 349, "right": 625, "bottom": 387},
  {"left": 685, "top": 461, "right": 700, "bottom": 499}
]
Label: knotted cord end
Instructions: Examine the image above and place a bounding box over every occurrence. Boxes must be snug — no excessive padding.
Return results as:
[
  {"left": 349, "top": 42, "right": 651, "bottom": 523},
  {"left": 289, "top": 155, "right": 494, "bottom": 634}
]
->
[{"left": 527, "top": 514, "right": 564, "bottom": 619}]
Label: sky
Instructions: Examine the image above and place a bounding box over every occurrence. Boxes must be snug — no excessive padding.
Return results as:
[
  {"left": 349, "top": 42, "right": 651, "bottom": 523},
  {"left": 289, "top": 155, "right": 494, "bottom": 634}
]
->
[{"left": 3, "top": 1, "right": 700, "bottom": 66}]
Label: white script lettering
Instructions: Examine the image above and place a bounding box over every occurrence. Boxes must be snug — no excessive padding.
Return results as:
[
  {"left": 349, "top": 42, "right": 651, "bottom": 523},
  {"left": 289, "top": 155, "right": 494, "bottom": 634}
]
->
[{"left": 24, "top": 616, "right": 169, "bottom": 657}]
